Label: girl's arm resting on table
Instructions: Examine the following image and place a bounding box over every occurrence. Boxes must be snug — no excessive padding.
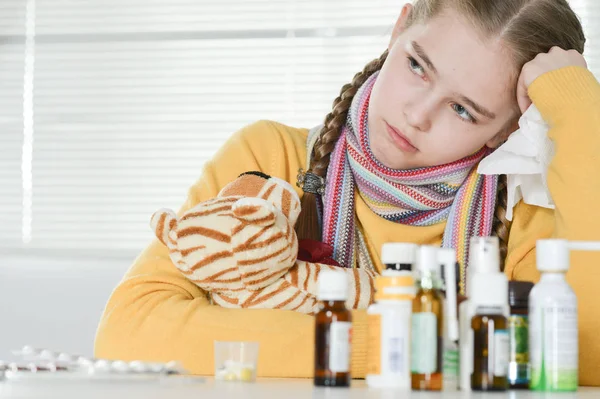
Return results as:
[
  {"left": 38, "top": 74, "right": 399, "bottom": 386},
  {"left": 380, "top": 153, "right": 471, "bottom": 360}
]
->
[
  {"left": 94, "top": 120, "right": 371, "bottom": 377},
  {"left": 93, "top": 238, "right": 369, "bottom": 377}
]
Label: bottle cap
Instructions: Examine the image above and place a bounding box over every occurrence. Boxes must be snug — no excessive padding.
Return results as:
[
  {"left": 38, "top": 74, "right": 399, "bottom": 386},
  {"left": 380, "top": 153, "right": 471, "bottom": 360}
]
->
[
  {"left": 536, "top": 239, "right": 600, "bottom": 272},
  {"left": 416, "top": 245, "right": 441, "bottom": 276},
  {"left": 437, "top": 248, "right": 455, "bottom": 289},
  {"left": 439, "top": 248, "right": 459, "bottom": 342},
  {"left": 508, "top": 281, "right": 534, "bottom": 308},
  {"left": 438, "top": 248, "right": 456, "bottom": 273},
  {"left": 537, "top": 239, "right": 570, "bottom": 272},
  {"left": 469, "top": 236, "right": 500, "bottom": 273},
  {"left": 466, "top": 236, "right": 500, "bottom": 296},
  {"left": 381, "top": 243, "right": 417, "bottom": 266},
  {"left": 471, "top": 272, "right": 508, "bottom": 309},
  {"left": 374, "top": 275, "right": 416, "bottom": 302},
  {"left": 317, "top": 270, "right": 348, "bottom": 301}
]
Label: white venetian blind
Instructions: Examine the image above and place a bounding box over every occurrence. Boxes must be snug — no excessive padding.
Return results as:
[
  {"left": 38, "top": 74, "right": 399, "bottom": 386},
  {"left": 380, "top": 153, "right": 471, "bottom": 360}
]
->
[
  {"left": 1, "top": 0, "right": 401, "bottom": 256},
  {"left": 0, "top": 1, "right": 26, "bottom": 250},
  {"left": 0, "top": 0, "right": 598, "bottom": 257}
]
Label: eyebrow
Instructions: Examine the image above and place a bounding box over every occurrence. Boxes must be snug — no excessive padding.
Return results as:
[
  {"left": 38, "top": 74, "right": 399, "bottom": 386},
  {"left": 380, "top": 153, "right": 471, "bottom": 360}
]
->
[
  {"left": 411, "top": 40, "right": 496, "bottom": 120},
  {"left": 412, "top": 41, "right": 437, "bottom": 74},
  {"left": 457, "top": 94, "right": 496, "bottom": 119}
]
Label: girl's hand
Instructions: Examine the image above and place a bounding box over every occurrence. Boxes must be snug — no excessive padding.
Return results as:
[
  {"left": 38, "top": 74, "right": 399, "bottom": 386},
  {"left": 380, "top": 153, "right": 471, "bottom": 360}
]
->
[{"left": 517, "top": 46, "right": 588, "bottom": 113}]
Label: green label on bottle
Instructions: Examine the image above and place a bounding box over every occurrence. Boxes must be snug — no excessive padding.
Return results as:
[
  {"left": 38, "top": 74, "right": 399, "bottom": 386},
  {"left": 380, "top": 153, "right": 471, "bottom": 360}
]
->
[
  {"left": 530, "top": 306, "right": 578, "bottom": 391},
  {"left": 443, "top": 348, "right": 459, "bottom": 374},
  {"left": 508, "top": 315, "right": 530, "bottom": 384}
]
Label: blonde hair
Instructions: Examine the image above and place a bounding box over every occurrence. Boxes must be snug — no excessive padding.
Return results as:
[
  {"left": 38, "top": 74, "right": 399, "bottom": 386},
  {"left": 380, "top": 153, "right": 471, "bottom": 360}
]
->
[{"left": 296, "top": 0, "right": 585, "bottom": 266}]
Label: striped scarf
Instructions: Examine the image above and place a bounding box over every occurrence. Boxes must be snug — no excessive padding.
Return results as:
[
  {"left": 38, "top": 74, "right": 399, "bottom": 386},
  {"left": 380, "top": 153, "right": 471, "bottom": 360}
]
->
[{"left": 321, "top": 71, "right": 498, "bottom": 272}]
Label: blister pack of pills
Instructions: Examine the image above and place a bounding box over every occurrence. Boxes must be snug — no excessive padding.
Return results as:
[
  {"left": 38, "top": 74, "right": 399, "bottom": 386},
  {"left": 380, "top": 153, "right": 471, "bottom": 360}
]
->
[{"left": 1, "top": 345, "right": 199, "bottom": 383}]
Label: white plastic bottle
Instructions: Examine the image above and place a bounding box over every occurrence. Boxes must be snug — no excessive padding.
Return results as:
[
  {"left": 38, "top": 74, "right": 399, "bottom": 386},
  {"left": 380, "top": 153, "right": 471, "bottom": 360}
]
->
[
  {"left": 439, "top": 248, "right": 460, "bottom": 391},
  {"left": 366, "top": 243, "right": 417, "bottom": 389},
  {"left": 459, "top": 236, "right": 509, "bottom": 391},
  {"left": 529, "top": 239, "right": 600, "bottom": 392}
]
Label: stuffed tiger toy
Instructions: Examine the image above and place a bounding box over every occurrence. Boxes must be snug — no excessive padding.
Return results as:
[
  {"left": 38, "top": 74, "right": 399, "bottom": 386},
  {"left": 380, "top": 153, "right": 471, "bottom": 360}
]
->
[{"left": 150, "top": 171, "right": 375, "bottom": 314}]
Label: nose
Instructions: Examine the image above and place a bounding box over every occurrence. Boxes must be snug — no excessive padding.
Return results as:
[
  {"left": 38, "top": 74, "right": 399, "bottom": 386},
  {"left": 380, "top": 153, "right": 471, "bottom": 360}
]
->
[{"left": 404, "top": 96, "right": 433, "bottom": 132}]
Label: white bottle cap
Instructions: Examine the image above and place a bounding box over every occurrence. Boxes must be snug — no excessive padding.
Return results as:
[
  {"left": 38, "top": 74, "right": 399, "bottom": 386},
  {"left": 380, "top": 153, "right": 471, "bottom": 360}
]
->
[
  {"left": 438, "top": 248, "right": 456, "bottom": 271},
  {"left": 469, "top": 236, "right": 500, "bottom": 273},
  {"left": 318, "top": 270, "right": 348, "bottom": 301},
  {"left": 536, "top": 239, "right": 570, "bottom": 272},
  {"left": 466, "top": 237, "right": 500, "bottom": 297},
  {"left": 417, "top": 245, "right": 441, "bottom": 275},
  {"left": 470, "top": 272, "right": 508, "bottom": 309},
  {"left": 381, "top": 243, "right": 418, "bottom": 265},
  {"left": 536, "top": 239, "right": 600, "bottom": 272}
]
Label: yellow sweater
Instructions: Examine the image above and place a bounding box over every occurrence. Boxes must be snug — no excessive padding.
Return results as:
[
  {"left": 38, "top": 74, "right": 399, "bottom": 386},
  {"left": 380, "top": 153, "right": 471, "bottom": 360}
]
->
[{"left": 95, "top": 67, "right": 600, "bottom": 385}]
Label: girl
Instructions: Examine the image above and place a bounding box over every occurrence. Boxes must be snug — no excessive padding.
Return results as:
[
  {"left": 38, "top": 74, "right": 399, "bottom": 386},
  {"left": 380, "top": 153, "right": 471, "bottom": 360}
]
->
[{"left": 95, "top": 0, "right": 600, "bottom": 385}]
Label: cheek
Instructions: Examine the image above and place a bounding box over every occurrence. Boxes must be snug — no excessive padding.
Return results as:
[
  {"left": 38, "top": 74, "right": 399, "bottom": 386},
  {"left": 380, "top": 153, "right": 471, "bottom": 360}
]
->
[
  {"left": 374, "top": 58, "right": 417, "bottom": 106},
  {"left": 428, "top": 116, "right": 489, "bottom": 158}
]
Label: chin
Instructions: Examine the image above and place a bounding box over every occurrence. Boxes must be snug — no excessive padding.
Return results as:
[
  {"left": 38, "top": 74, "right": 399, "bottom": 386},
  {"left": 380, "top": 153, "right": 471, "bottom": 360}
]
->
[{"left": 375, "top": 150, "right": 411, "bottom": 170}]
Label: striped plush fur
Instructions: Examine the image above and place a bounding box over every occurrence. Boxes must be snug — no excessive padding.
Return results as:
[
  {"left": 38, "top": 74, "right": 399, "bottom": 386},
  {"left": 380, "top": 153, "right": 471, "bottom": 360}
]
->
[{"left": 150, "top": 172, "right": 375, "bottom": 314}]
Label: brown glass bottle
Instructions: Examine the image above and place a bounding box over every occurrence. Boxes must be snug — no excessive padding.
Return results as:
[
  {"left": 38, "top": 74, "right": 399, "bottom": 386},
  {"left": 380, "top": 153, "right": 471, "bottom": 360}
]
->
[
  {"left": 411, "top": 246, "right": 444, "bottom": 391},
  {"left": 471, "top": 308, "right": 509, "bottom": 391},
  {"left": 314, "top": 271, "right": 352, "bottom": 387}
]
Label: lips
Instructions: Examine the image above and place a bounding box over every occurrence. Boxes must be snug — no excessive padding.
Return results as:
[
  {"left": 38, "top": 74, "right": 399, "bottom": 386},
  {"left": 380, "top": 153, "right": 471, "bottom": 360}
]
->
[{"left": 384, "top": 121, "right": 418, "bottom": 153}]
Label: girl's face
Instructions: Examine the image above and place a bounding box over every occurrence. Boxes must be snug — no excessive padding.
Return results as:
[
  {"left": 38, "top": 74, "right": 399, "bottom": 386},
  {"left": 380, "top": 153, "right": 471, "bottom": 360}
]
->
[{"left": 368, "top": 6, "right": 520, "bottom": 170}]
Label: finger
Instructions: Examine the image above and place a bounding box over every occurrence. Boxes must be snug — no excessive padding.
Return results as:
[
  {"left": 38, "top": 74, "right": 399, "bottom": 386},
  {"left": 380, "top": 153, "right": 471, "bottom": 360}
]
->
[{"left": 516, "top": 67, "right": 532, "bottom": 114}]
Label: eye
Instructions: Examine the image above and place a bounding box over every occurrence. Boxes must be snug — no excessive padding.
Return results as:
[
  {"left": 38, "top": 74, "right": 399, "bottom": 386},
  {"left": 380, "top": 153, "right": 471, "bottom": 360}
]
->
[
  {"left": 451, "top": 103, "right": 476, "bottom": 123},
  {"left": 407, "top": 56, "right": 425, "bottom": 77}
]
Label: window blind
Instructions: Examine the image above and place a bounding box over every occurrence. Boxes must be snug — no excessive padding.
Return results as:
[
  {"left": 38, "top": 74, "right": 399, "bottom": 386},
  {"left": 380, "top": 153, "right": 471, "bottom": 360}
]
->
[
  {"left": 0, "top": 0, "right": 598, "bottom": 257},
  {"left": 0, "top": 0, "right": 26, "bottom": 249}
]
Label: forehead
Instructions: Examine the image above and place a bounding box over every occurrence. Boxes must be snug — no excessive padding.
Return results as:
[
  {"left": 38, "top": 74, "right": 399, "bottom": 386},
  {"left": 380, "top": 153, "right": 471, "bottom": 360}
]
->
[{"left": 406, "top": 11, "right": 516, "bottom": 111}]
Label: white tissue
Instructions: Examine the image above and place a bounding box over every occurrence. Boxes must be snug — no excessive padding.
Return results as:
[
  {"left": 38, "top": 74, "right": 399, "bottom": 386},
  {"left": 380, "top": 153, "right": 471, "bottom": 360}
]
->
[{"left": 477, "top": 105, "right": 555, "bottom": 221}]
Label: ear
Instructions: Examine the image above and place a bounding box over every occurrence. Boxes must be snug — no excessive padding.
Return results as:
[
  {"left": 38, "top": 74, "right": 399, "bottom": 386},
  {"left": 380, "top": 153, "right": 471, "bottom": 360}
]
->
[
  {"left": 218, "top": 172, "right": 267, "bottom": 198},
  {"left": 150, "top": 208, "right": 178, "bottom": 246},
  {"left": 389, "top": 3, "right": 414, "bottom": 51}
]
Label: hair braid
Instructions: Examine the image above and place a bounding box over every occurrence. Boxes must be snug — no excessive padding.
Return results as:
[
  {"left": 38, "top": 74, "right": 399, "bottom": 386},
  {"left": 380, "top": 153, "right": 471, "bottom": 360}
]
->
[
  {"left": 493, "top": 174, "right": 512, "bottom": 269},
  {"left": 294, "top": 50, "right": 389, "bottom": 241}
]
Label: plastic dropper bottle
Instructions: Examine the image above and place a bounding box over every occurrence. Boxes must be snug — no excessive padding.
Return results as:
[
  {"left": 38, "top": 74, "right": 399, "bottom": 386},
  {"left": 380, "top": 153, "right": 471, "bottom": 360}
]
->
[
  {"left": 314, "top": 270, "right": 352, "bottom": 387},
  {"left": 458, "top": 236, "right": 508, "bottom": 391},
  {"left": 366, "top": 243, "right": 417, "bottom": 389},
  {"left": 529, "top": 239, "right": 600, "bottom": 392},
  {"left": 412, "top": 245, "right": 444, "bottom": 391},
  {"left": 470, "top": 270, "right": 509, "bottom": 391},
  {"left": 439, "top": 248, "right": 460, "bottom": 391}
]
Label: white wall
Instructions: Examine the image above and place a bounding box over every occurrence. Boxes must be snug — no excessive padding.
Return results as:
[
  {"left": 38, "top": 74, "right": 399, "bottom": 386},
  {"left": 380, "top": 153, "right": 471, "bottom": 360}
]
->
[{"left": 0, "top": 254, "right": 129, "bottom": 361}]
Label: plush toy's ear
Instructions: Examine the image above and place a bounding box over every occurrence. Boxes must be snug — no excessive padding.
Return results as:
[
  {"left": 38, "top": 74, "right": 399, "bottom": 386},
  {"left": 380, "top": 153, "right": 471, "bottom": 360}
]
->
[
  {"left": 218, "top": 171, "right": 269, "bottom": 198},
  {"left": 150, "top": 208, "right": 178, "bottom": 246},
  {"left": 219, "top": 171, "right": 301, "bottom": 226},
  {"left": 260, "top": 177, "right": 301, "bottom": 226}
]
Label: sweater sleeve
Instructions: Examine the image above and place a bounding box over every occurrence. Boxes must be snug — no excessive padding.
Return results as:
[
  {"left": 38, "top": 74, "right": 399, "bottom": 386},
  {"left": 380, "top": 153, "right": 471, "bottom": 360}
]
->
[
  {"left": 504, "top": 66, "right": 600, "bottom": 386},
  {"left": 93, "top": 120, "right": 353, "bottom": 378}
]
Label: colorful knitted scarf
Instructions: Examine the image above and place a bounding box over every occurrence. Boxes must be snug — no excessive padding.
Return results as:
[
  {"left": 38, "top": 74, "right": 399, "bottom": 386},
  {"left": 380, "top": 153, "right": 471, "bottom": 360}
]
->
[{"left": 321, "top": 71, "right": 498, "bottom": 275}]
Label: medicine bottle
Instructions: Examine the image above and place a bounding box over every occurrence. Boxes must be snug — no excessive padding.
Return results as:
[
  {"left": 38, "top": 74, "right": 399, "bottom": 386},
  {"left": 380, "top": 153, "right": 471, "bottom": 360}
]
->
[
  {"left": 411, "top": 245, "right": 444, "bottom": 391},
  {"left": 314, "top": 270, "right": 352, "bottom": 387},
  {"left": 471, "top": 272, "right": 509, "bottom": 391},
  {"left": 508, "top": 281, "right": 534, "bottom": 389},
  {"left": 366, "top": 243, "right": 417, "bottom": 388}
]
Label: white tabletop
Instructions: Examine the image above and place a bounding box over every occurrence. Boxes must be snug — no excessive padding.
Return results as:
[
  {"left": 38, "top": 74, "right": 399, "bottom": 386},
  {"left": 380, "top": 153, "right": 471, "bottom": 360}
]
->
[{"left": 1, "top": 376, "right": 599, "bottom": 399}]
